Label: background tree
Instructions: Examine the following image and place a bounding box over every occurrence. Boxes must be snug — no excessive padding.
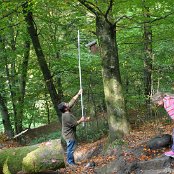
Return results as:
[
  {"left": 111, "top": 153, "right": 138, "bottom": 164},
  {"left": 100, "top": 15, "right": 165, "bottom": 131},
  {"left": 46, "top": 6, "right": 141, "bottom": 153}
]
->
[
  {"left": 22, "top": 1, "right": 62, "bottom": 122},
  {"left": 142, "top": 0, "right": 153, "bottom": 117}
]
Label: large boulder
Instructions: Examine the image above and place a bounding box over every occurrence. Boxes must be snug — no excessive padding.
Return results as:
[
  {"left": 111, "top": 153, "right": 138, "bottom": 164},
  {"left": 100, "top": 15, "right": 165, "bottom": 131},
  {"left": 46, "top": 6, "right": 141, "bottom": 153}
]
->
[
  {"left": 147, "top": 134, "right": 172, "bottom": 150},
  {"left": 0, "top": 139, "right": 64, "bottom": 174}
]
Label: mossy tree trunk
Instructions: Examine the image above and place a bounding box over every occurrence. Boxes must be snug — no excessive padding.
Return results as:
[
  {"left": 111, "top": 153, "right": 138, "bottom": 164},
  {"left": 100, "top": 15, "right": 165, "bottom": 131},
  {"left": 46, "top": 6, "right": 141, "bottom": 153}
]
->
[
  {"left": 96, "top": 15, "right": 130, "bottom": 141},
  {"left": 78, "top": 0, "right": 130, "bottom": 142}
]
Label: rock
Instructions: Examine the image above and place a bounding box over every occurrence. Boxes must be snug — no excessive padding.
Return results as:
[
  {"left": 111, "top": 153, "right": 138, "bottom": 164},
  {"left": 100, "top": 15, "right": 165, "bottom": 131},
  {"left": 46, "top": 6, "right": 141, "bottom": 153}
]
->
[
  {"left": 95, "top": 155, "right": 174, "bottom": 174},
  {"left": 147, "top": 134, "right": 172, "bottom": 150},
  {"left": 74, "top": 143, "right": 103, "bottom": 162},
  {"left": 0, "top": 139, "right": 64, "bottom": 174}
]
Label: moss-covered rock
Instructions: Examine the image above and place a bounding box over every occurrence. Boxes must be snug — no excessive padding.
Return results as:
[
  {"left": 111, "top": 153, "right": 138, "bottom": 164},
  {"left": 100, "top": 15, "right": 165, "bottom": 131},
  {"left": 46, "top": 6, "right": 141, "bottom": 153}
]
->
[
  {"left": 22, "top": 139, "right": 64, "bottom": 173},
  {"left": 0, "top": 139, "right": 64, "bottom": 174}
]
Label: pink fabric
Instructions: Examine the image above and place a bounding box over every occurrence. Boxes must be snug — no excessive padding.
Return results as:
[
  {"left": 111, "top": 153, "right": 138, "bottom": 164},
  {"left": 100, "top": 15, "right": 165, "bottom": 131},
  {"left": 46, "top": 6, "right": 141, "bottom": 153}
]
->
[{"left": 163, "top": 96, "right": 174, "bottom": 119}]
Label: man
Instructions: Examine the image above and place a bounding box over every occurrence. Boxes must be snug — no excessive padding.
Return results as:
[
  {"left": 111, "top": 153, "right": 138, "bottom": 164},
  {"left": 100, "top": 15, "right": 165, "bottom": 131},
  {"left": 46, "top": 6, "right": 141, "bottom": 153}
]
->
[{"left": 58, "top": 89, "right": 90, "bottom": 166}]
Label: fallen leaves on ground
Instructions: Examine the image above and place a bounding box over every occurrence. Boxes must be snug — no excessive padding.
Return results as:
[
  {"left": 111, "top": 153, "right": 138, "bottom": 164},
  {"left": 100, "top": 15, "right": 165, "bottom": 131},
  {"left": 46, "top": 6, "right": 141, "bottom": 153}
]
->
[
  {"left": 1, "top": 117, "right": 174, "bottom": 173},
  {"left": 0, "top": 133, "right": 21, "bottom": 149}
]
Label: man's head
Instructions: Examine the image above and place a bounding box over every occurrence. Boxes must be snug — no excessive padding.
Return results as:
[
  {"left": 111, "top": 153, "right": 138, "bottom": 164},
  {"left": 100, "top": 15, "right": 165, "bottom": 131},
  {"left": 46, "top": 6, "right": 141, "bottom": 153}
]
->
[{"left": 58, "top": 102, "right": 69, "bottom": 113}]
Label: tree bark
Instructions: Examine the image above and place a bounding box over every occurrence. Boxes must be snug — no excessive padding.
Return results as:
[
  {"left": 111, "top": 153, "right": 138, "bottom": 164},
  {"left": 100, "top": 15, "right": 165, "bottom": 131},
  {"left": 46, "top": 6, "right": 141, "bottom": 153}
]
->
[{"left": 22, "top": 2, "right": 62, "bottom": 122}]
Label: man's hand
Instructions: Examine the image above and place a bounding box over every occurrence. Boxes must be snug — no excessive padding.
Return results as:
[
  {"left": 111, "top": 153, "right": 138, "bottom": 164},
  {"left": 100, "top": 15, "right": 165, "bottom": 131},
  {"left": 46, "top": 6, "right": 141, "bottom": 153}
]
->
[
  {"left": 77, "top": 116, "right": 91, "bottom": 124},
  {"left": 72, "top": 89, "right": 83, "bottom": 101},
  {"left": 85, "top": 117, "right": 91, "bottom": 122},
  {"left": 78, "top": 89, "right": 83, "bottom": 96},
  {"left": 77, "top": 117, "right": 84, "bottom": 124}
]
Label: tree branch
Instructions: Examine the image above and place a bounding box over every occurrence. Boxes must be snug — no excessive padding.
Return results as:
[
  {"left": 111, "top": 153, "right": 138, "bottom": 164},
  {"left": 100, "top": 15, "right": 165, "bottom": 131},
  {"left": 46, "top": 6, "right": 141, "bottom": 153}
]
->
[
  {"left": 114, "top": 11, "right": 174, "bottom": 27},
  {"left": 105, "top": 0, "right": 114, "bottom": 18},
  {"left": 0, "top": 22, "right": 21, "bottom": 31},
  {"left": 0, "top": 2, "right": 27, "bottom": 20},
  {"left": 114, "top": 15, "right": 132, "bottom": 25},
  {"left": 78, "top": 0, "right": 103, "bottom": 16},
  {"left": 150, "top": 11, "right": 174, "bottom": 23}
]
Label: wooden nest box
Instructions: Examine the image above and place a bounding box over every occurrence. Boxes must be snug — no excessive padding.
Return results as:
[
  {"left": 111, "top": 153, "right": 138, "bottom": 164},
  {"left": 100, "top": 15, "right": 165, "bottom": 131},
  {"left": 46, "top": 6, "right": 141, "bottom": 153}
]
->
[{"left": 85, "top": 40, "right": 98, "bottom": 54}]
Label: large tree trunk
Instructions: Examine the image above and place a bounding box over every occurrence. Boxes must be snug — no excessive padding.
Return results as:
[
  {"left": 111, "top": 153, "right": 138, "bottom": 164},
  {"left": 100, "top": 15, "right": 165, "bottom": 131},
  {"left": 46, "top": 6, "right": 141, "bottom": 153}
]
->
[
  {"left": 142, "top": 0, "right": 153, "bottom": 117},
  {"left": 96, "top": 16, "right": 130, "bottom": 141},
  {"left": 78, "top": 0, "right": 130, "bottom": 141},
  {"left": 22, "top": 2, "right": 61, "bottom": 122},
  {"left": 0, "top": 139, "right": 64, "bottom": 174}
]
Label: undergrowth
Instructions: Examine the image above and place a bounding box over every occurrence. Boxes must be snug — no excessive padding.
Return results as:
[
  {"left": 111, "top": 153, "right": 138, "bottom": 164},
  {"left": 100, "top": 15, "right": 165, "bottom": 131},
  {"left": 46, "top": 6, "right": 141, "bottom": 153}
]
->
[
  {"left": 29, "top": 119, "right": 109, "bottom": 145},
  {"left": 29, "top": 131, "right": 61, "bottom": 145}
]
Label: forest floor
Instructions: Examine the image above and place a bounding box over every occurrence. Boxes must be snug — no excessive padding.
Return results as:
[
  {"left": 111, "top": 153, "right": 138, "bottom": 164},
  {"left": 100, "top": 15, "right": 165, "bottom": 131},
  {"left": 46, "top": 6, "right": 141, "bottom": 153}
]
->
[{"left": 0, "top": 117, "right": 173, "bottom": 174}]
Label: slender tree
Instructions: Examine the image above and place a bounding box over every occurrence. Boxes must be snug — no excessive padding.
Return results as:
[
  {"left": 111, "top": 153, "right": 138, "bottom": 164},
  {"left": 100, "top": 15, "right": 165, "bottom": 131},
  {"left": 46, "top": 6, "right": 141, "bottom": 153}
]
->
[
  {"left": 0, "top": 91, "right": 14, "bottom": 138},
  {"left": 0, "top": 36, "right": 14, "bottom": 137},
  {"left": 15, "top": 39, "right": 30, "bottom": 133},
  {"left": 22, "top": 1, "right": 62, "bottom": 122},
  {"left": 142, "top": 0, "right": 153, "bottom": 117}
]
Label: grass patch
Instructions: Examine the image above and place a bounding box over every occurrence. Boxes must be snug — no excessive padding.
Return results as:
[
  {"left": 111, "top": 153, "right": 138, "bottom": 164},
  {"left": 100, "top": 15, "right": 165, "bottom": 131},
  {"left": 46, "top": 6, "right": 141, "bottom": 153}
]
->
[
  {"left": 29, "top": 131, "right": 61, "bottom": 145},
  {"left": 77, "top": 119, "right": 109, "bottom": 142}
]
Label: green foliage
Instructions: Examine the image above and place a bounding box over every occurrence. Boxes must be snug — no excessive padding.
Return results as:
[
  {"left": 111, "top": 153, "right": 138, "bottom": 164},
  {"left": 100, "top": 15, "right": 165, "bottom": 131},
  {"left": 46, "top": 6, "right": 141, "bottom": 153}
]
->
[
  {"left": 29, "top": 131, "right": 61, "bottom": 145},
  {"left": 29, "top": 118, "right": 108, "bottom": 145},
  {"left": 1, "top": 0, "right": 174, "bottom": 134},
  {"left": 110, "top": 139, "right": 127, "bottom": 148},
  {"left": 77, "top": 119, "right": 109, "bottom": 142}
]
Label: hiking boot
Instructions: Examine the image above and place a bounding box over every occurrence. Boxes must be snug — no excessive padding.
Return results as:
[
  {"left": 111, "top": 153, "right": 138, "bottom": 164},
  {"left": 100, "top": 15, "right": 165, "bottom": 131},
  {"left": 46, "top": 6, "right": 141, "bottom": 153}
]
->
[{"left": 164, "top": 150, "right": 174, "bottom": 157}]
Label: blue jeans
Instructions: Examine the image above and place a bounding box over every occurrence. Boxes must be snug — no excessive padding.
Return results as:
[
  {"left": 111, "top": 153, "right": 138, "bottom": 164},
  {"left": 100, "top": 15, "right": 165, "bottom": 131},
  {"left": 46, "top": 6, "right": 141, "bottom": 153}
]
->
[{"left": 66, "top": 139, "right": 76, "bottom": 165}]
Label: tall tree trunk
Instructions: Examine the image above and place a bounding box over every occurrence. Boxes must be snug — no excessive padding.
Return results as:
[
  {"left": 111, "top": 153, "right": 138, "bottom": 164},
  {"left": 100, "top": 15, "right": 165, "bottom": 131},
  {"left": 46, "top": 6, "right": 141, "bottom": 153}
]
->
[
  {"left": 142, "top": 0, "right": 153, "bottom": 117},
  {"left": 15, "top": 40, "right": 30, "bottom": 133},
  {"left": 96, "top": 16, "right": 130, "bottom": 141},
  {"left": 9, "top": 24, "right": 19, "bottom": 133},
  {"left": 0, "top": 36, "right": 14, "bottom": 138},
  {"left": 78, "top": 0, "right": 130, "bottom": 141},
  {"left": 56, "top": 52, "right": 63, "bottom": 103},
  {"left": 0, "top": 93, "right": 14, "bottom": 138},
  {"left": 22, "top": 2, "right": 61, "bottom": 122}
]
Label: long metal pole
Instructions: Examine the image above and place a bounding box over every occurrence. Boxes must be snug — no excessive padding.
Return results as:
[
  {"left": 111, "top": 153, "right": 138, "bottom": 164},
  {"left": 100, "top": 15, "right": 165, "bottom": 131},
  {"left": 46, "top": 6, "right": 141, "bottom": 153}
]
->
[{"left": 78, "top": 30, "right": 85, "bottom": 125}]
